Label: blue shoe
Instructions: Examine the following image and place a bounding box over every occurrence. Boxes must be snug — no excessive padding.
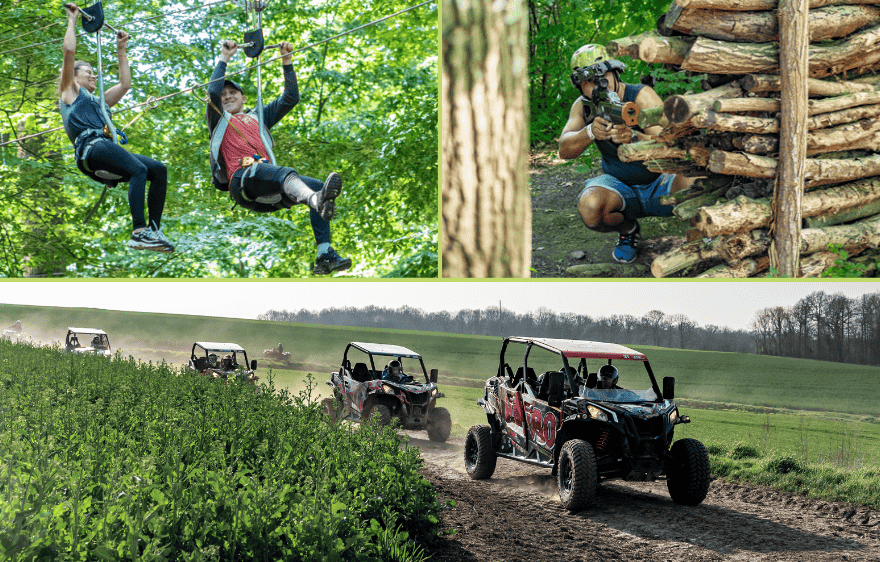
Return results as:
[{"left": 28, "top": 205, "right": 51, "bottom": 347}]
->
[
  {"left": 612, "top": 223, "right": 639, "bottom": 264},
  {"left": 313, "top": 246, "right": 352, "bottom": 275}
]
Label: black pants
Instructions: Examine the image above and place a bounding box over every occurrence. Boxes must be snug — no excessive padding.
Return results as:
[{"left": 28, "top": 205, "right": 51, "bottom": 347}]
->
[
  {"left": 229, "top": 164, "right": 331, "bottom": 245},
  {"left": 82, "top": 140, "right": 167, "bottom": 230}
]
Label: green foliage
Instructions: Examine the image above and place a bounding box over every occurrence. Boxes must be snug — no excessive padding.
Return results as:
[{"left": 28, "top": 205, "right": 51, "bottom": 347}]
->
[
  {"left": 821, "top": 244, "right": 870, "bottom": 278},
  {"left": 644, "top": 67, "right": 705, "bottom": 97},
  {"left": 0, "top": 340, "right": 442, "bottom": 558},
  {"left": 730, "top": 442, "right": 761, "bottom": 460},
  {"left": 0, "top": 0, "right": 438, "bottom": 277}
]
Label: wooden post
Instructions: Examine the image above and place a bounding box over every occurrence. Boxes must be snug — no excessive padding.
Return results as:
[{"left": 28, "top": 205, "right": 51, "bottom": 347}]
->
[{"left": 773, "top": 0, "right": 809, "bottom": 277}]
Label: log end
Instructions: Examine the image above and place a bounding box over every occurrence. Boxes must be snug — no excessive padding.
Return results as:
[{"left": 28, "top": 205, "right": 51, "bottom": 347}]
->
[
  {"left": 639, "top": 38, "right": 659, "bottom": 64},
  {"left": 664, "top": 96, "right": 692, "bottom": 124}
]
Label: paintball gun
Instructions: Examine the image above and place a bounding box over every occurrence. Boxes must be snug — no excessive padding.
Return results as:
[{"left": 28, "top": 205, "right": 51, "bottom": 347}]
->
[{"left": 580, "top": 88, "right": 640, "bottom": 129}]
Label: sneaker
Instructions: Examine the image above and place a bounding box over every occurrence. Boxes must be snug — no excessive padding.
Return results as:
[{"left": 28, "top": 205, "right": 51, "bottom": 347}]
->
[
  {"left": 148, "top": 222, "right": 175, "bottom": 253},
  {"left": 311, "top": 172, "right": 342, "bottom": 222},
  {"left": 126, "top": 228, "right": 165, "bottom": 252},
  {"left": 313, "top": 246, "right": 352, "bottom": 275},
  {"left": 611, "top": 222, "right": 640, "bottom": 264}
]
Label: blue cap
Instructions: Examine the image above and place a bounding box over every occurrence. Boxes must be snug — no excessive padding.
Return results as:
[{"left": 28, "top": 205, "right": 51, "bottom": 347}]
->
[{"left": 223, "top": 79, "right": 244, "bottom": 94}]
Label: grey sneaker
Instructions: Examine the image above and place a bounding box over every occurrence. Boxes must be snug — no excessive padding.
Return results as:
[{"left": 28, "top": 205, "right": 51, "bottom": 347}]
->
[
  {"left": 126, "top": 228, "right": 166, "bottom": 252},
  {"left": 312, "top": 172, "right": 342, "bottom": 222},
  {"left": 148, "top": 221, "right": 175, "bottom": 254}
]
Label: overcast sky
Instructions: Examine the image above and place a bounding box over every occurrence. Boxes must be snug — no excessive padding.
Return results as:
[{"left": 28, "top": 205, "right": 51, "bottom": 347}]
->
[{"left": 2, "top": 281, "right": 878, "bottom": 331}]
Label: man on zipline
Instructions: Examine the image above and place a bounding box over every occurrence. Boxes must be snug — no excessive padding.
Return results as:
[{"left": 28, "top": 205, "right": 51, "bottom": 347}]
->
[
  {"left": 559, "top": 45, "right": 693, "bottom": 264},
  {"left": 207, "top": 40, "right": 351, "bottom": 275},
  {"left": 59, "top": 3, "right": 174, "bottom": 253}
]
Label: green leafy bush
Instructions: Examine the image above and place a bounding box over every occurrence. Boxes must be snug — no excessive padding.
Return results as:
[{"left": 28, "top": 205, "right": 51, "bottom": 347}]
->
[
  {"left": 0, "top": 340, "right": 440, "bottom": 560},
  {"left": 730, "top": 442, "right": 761, "bottom": 459}
]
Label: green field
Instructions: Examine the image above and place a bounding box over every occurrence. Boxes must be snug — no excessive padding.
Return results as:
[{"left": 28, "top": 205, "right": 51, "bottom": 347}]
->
[{"left": 4, "top": 303, "right": 878, "bottom": 419}]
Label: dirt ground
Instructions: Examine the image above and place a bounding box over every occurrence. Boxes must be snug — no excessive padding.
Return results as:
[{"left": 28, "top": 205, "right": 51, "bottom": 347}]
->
[
  {"left": 409, "top": 432, "right": 880, "bottom": 562},
  {"left": 529, "top": 147, "right": 691, "bottom": 278}
]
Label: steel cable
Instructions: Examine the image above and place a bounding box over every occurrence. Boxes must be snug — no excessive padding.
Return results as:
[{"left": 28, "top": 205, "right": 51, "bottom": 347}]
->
[{"left": 0, "top": 0, "right": 435, "bottom": 149}]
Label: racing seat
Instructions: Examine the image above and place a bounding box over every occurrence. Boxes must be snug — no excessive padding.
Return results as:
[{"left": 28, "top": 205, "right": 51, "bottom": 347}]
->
[
  {"left": 585, "top": 372, "right": 598, "bottom": 389},
  {"left": 536, "top": 373, "right": 552, "bottom": 401},
  {"left": 352, "top": 362, "right": 371, "bottom": 383},
  {"left": 194, "top": 357, "right": 209, "bottom": 371}
]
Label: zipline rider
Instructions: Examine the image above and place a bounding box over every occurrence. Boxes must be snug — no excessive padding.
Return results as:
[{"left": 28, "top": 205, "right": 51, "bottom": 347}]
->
[
  {"left": 207, "top": 40, "right": 351, "bottom": 275},
  {"left": 58, "top": 3, "right": 174, "bottom": 253}
]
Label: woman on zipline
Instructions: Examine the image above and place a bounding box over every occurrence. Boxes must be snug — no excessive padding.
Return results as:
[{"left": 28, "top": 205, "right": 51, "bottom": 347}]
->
[{"left": 58, "top": 3, "right": 174, "bottom": 253}]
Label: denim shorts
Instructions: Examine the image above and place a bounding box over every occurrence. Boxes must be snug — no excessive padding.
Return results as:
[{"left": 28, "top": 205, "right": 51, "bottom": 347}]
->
[{"left": 578, "top": 174, "right": 675, "bottom": 220}]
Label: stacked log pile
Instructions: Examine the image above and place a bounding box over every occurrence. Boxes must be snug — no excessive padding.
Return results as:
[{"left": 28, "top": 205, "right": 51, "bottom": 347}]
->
[{"left": 605, "top": 0, "right": 880, "bottom": 277}]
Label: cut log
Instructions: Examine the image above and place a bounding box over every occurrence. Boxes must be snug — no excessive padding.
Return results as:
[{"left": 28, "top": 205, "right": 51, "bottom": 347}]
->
[
  {"left": 697, "top": 110, "right": 780, "bottom": 134},
  {"left": 694, "top": 177, "right": 880, "bottom": 236},
  {"left": 742, "top": 73, "right": 876, "bottom": 96},
  {"left": 808, "top": 103, "right": 880, "bottom": 128},
  {"left": 707, "top": 150, "right": 880, "bottom": 183},
  {"left": 676, "top": 0, "right": 880, "bottom": 12},
  {"left": 804, "top": 200, "right": 880, "bottom": 226},
  {"left": 638, "top": 106, "right": 669, "bottom": 130},
  {"left": 618, "top": 141, "right": 688, "bottom": 162},
  {"left": 671, "top": 6, "right": 880, "bottom": 43},
  {"left": 565, "top": 263, "right": 650, "bottom": 277},
  {"left": 639, "top": 35, "right": 693, "bottom": 65},
  {"left": 739, "top": 134, "right": 779, "bottom": 154},
  {"left": 713, "top": 98, "right": 782, "bottom": 113},
  {"left": 708, "top": 151, "right": 778, "bottom": 177},
  {"left": 664, "top": 80, "right": 743, "bottom": 123},
  {"left": 607, "top": 30, "right": 665, "bottom": 60},
  {"left": 672, "top": 191, "right": 726, "bottom": 220},
  {"left": 697, "top": 256, "right": 770, "bottom": 277},
  {"left": 800, "top": 251, "right": 850, "bottom": 276},
  {"left": 650, "top": 236, "right": 725, "bottom": 277},
  {"left": 720, "top": 214, "right": 880, "bottom": 261},
  {"left": 681, "top": 26, "right": 880, "bottom": 78}
]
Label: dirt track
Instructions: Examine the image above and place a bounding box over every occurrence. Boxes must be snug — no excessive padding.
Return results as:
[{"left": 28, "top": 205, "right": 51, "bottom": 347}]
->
[{"left": 407, "top": 433, "right": 880, "bottom": 562}]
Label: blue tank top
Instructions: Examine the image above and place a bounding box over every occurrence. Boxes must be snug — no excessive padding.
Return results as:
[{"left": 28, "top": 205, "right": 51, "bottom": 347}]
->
[
  {"left": 59, "top": 88, "right": 113, "bottom": 144},
  {"left": 594, "top": 83, "right": 660, "bottom": 187}
]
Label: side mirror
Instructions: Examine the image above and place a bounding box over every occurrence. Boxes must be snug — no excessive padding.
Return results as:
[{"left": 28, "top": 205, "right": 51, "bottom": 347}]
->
[
  {"left": 663, "top": 376, "right": 675, "bottom": 400},
  {"left": 430, "top": 368, "right": 438, "bottom": 383},
  {"left": 251, "top": 360, "right": 257, "bottom": 371},
  {"left": 548, "top": 371, "right": 564, "bottom": 406}
]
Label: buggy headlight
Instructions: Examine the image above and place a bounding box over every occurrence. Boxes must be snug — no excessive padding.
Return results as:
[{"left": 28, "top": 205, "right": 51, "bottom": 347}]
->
[
  {"left": 431, "top": 388, "right": 438, "bottom": 397},
  {"left": 382, "top": 384, "right": 394, "bottom": 394},
  {"left": 669, "top": 409, "right": 679, "bottom": 424},
  {"left": 587, "top": 405, "right": 608, "bottom": 422}
]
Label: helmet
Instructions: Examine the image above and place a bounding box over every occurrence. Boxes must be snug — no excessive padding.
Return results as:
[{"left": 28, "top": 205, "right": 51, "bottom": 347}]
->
[
  {"left": 222, "top": 355, "right": 233, "bottom": 369},
  {"left": 597, "top": 364, "right": 619, "bottom": 389},
  {"left": 209, "top": 353, "right": 218, "bottom": 367},
  {"left": 387, "top": 360, "right": 401, "bottom": 377},
  {"left": 570, "top": 44, "right": 626, "bottom": 88}
]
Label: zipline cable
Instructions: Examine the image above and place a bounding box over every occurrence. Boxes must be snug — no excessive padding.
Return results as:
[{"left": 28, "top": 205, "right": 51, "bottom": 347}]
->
[
  {"left": 0, "top": 0, "right": 229, "bottom": 57},
  {"left": 0, "top": 0, "right": 435, "bottom": 149}
]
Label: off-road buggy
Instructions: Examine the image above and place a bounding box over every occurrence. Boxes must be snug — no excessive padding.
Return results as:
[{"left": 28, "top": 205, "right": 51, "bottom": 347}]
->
[
  {"left": 465, "top": 337, "right": 710, "bottom": 511},
  {"left": 187, "top": 342, "right": 259, "bottom": 387},
  {"left": 2, "top": 321, "right": 31, "bottom": 343},
  {"left": 324, "top": 342, "right": 452, "bottom": 442},
  {"left": 64, "top": 327, "right": 111, "bottom": 357},
  {"left": 263, "top": 344, "right": 291, "bottom": 364}
]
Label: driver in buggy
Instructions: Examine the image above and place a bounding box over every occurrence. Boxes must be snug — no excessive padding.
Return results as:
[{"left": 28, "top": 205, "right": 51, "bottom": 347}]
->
[
  {"left": 221, "top": 354, "right": 236, "bottom": 371},
  {"left": 91, "top": 335, "right": 103, "bottom": 349},
  {"left": 276, "top": 342, "right": 283, "bottom": 354},
  {"left": 9, "top": 320, "right": 22, "bottom": 332},
  {"left": 596, "top": 364, "right": 621, "bottom": 389},
  {"left": 382, "top": 360, "right": 414, "bottom": 384}
]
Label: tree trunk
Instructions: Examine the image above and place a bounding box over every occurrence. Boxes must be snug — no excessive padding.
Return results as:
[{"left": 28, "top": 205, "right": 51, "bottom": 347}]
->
[
  {"left": 742, "top": 73, "right": 876, "bottom": 96},
  {"left": 442, "top": 0, "right": 530, "bottom": 278},
  {"left": 774, "top": 0, "right": 809, "bottom": 277},
  {"left": 694, "top": 177, "right": 880, "bottom": 235}
]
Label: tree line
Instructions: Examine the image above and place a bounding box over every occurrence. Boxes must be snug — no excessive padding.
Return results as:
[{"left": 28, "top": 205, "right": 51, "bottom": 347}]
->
[
  {"left": 752, "top": 291, "right": 880, "bottom": 366},
  {"left": 258, "top": 305, "right": 755, "bottom": 355}
]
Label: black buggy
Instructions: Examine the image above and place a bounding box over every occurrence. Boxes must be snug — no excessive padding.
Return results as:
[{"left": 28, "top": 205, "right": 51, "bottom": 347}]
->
[
  {"left": 465, "top": 337, "right": 710, "bottom": 511},
  {"left": 324, "top": 342, "right": 451, "bottom": 442}
]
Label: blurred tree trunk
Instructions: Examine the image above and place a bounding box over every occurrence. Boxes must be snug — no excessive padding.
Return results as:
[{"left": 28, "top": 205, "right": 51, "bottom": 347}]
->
[{"left": 442, "top": 0, "right": 531, "bottom": 278}]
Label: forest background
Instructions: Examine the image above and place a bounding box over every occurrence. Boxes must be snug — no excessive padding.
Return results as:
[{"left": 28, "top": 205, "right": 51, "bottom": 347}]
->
[{"left": 0, "top": 0, "right": 438, "bottom": 278}]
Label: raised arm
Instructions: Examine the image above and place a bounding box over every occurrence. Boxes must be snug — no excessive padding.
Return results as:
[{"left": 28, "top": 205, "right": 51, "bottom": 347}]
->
[
  {"left": 264, "top": 41, "right": 300, "bottom": 128},
  {"left": 59, "top": 3, "right": 80, "bottom": 106},
  {"left": 103, "top": 30, "right": 131, "bottom": 107},
  {"left": 558, "top": 98, "right": 592, "bottom": 160}
]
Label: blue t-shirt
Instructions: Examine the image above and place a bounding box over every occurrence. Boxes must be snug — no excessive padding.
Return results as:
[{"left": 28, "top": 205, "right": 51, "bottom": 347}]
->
[
  {"left": 593, "top": 83, "right": 661, "bottom": 187},
  {"left": 59, "top": 88, "right": 112, "bottom": 144}
]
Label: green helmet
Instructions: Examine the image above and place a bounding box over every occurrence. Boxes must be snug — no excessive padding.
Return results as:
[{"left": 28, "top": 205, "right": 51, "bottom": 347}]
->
[{"left": 570, "top": 44, "right": 610, "bottom": 72}]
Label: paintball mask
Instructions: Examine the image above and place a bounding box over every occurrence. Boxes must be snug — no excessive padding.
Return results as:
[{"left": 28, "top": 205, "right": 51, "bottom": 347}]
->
[{"left": 570, "top": 44, "right": 626, "bottom": 90}]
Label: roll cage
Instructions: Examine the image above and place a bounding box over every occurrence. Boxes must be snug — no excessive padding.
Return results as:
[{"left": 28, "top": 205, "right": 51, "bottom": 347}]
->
[
  {"left": 341, "top": 342, "right": 430, "bottom": 383},
  {"left": 66, "top": 327, "right": 110, "bottom": 351},
  {"left": 498, "top": 337, "right": 665, "bottom": 402},
  {"left": 190, "top": 341, "right": 254, "bottom": 372}
]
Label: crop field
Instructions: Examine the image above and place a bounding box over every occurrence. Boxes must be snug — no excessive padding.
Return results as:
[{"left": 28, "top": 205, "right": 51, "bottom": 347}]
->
[{"left": 0, "top": 340, "right": 440, "bottom": 560}]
